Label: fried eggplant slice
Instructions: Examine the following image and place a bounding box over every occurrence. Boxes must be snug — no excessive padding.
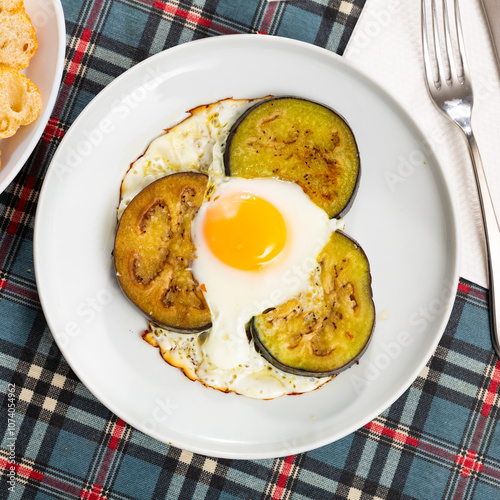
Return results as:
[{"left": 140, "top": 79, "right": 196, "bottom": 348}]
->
[
  {"left": 114, "top": 172, "right": 212, "bottom": 332},
  {"left": 251, "top": 230, "right": 375, "bottom": 376},
  {"left": 225, "top": 97, "right": 360, "bottom": 218}
]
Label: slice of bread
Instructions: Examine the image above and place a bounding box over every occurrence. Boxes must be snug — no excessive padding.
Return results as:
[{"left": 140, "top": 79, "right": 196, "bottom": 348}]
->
[
  {"left": 0, "top": 8, "right": 38, "bottom": 70},
  {"left": 0, "top": 0, "right": 25, "bottom": 13},
  {"left": 0, "top": 0, "right": 40, "bottom": 169},
  {"left": 0, "top": 65, "right": 42, "bottom": 139}
]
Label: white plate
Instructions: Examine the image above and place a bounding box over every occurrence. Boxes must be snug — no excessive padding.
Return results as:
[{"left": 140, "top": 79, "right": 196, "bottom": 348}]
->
[
  {"left": 0, "top": 0, "right": 65, "bottom": 194},
  {"left": 34, "top": 35, "right": 460, "bottom": 459}
]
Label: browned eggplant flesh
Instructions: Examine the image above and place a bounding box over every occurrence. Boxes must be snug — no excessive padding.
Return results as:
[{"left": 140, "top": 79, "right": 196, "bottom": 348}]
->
[
  {"left": 251, "top": 230, "right": 375, "bottom": 377},
  {"left": 224, "top": 97, "right": 360, "bottom": 218},
  {"left": 114, "top": 172, "right": 212, "bottom": 332}
]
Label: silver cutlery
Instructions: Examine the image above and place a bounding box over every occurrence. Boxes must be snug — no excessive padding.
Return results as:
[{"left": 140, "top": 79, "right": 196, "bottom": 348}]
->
[{"left": 421, "top": 0, "right": 500, "bottom": 357}]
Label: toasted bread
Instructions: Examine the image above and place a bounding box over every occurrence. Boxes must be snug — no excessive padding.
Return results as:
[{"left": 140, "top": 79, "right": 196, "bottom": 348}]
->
[
  {"left": 0, "top": 0, "right": 24, "bottom": 13},
  {"left": 0, "top": 8, "right": 38, "bottom": 70},
  {"left": 0, "top": 65, "right": 42, "bottom": 140},
  {"left": 0, "top": 1, "right": 40, "bottom": 169}
]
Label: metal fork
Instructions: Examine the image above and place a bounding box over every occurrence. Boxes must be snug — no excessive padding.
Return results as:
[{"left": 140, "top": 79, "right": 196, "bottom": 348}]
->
[{"left": 421, "top": 0, "right": 500, "bottom": 357}]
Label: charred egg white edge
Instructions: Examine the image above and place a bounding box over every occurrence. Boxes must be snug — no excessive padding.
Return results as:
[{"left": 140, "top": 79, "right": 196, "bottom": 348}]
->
[{"left": 118, "top": 97, "right": 345, "bottom": 399}]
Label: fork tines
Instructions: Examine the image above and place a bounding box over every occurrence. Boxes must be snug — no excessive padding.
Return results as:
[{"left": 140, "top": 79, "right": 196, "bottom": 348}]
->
[{"left": 421, "top": 0, "right": 468, "bottom": 90}]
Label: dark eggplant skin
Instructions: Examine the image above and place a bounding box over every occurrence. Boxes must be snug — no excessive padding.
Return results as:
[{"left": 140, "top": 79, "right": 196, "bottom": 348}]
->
[
  {"left": 120, "top": 296, "right": 212, "bottom": 335},
  {"left": 224, "top": 96, "right": 361, "bottom": 219},
  {"left": 251, "top": 317, "right": 375, "bottom": 378},
  {"left": 249, "top": 230, "right": 375, "bottom": 378},
  {"left": 113, "top": 172, "right": 212, "bottom": 334},
  {"left": 115, "top": 285, "right": 212, "bottom": 335}
]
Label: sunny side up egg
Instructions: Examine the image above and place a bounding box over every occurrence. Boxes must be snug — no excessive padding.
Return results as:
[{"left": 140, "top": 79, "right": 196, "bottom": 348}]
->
[{"left": 119, "top": 98, "right": 342, "bottom": 399}]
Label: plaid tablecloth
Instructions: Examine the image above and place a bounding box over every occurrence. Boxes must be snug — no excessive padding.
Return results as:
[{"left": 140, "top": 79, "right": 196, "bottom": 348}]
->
[{"left": 1, "top": 0, "right": 500, "bottom": 498}]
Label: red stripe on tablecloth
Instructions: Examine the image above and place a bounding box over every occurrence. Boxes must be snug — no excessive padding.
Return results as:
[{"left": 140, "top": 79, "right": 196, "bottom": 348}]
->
[
  {"left": 418, "top": 441, "right": 458, "bottom": 462},
  {"left": 48, "top": 0, "right": 104, "bottom": 125},
  {"left": 43, "top": 117, "right": 66, "bottom": 144},
  {"left": 1, "top": 280, "right": 39, "bottom": 302},
  {"left": 457, "top": 282, "right": 488, "bottom": 302},
  {"left": 480, "top": 463, "right": 500, "bottom": 479},
  {"left": 209, "top": 21, "right": 239, "bottom": 35},
  {"left": 78, "top": 419, "right": 126, "bottom": 498},
  {"left": 259, "top": 2, "right": 277, "bottom": 34},
  {"left": 12, "top": 462, "right": 44, "bottom": 482},
  {"left": 7, "top": 175, "right": 36, "bottom": 235},
  {"left": 451, "top": 359, "right": 500, "bottom": 499},
  {"left": 455, "top": 450, "right": 483, "bottom": 478},
  {"left": 80, "top": 483, "right": 108, "bottom": 500},
  {"left": 108, "top": 418, "right": 126, "bottom": 450},
  {"left": 1, "top": 459, "right": 83, "bottom": 496},
  {"left": 481, "top": 359, "right": 500, "bottom": 417},
  {"left": 153, "top": 0, "right": 242, "bottom": 35},
  {"left": 364, "top": 421, "right": 419, "bottom": 447},
  {"left": 86, "top": 0, "right": 105, "bottom": 28},
  {"left": 64, "top": 1, "right": 104, "bottom": 87},
  {"left": 2, "top": 459, "right": 106, "bottom": 500},
  {"left": 154, "top": 1, "right": 211, "bottom": 27},
  {"left": 452, "top": 453, "right": 481, "bottom": 500},
  {"left": 66, "top": 29, "right": 92, "bottom": 87},
  {"left": 79, "top": 418, "right": 127, "bottom": 499},
  {"left": 470, "top": 287, "right": 488, "bottom": 302},
  {"left": 42, "top": 475, "right": 83, "bottom": 496},
  {"left": 272, "top": 455, "right": 295, "bottom": 500}
]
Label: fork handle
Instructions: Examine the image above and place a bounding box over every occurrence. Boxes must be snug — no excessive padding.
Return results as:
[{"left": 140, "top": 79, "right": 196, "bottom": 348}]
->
[{"left": 465, "top": 132, "right": 500, "bottom": 357}]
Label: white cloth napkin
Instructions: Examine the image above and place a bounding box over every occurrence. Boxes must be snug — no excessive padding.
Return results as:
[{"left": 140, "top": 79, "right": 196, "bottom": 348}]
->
[{"left": 344, "top": 0, "right": 500, "bottom": 289}]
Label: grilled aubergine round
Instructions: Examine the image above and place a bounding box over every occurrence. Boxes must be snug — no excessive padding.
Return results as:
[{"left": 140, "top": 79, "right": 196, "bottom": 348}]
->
[
  {"left": 114, "top": 172, "right": 212, "bottom": 332},
  {"left": 250, "top": 230, "right": 375, "bottom": 377},
  {"left": 224, "top": 97, "right": 360, "bottom": 218}
]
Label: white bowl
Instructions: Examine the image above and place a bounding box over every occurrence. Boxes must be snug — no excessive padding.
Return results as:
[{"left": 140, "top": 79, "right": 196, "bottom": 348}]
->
[{"left": 0, "top": 0, "right": 66, "bottom": 194}]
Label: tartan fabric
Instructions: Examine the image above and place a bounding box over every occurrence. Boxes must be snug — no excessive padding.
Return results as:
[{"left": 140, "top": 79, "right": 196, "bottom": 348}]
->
[
  {"left": 1, "top": 0, "right": 499, "bottom": 499},
  {"left": 1, "top": 277, "right": 499, "bottom": 499}
]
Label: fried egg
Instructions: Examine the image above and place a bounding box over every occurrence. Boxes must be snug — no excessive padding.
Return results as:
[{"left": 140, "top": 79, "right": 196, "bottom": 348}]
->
[{"left": 119, "top": 97, "right": 342, "bottom": 399}]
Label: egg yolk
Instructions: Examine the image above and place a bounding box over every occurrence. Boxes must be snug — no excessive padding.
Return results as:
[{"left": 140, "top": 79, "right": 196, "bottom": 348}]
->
[{"left": 203, "top": 192, "right": 286, "bottom": 271}]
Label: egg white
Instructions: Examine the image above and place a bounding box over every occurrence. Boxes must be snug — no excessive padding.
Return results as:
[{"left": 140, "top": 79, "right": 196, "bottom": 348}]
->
[
  {"left": 119, "top": 97, "right": 343, "bottom": 399},
  {"left": 118, "top": 98, "right": 263, "bottom": 218}
]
